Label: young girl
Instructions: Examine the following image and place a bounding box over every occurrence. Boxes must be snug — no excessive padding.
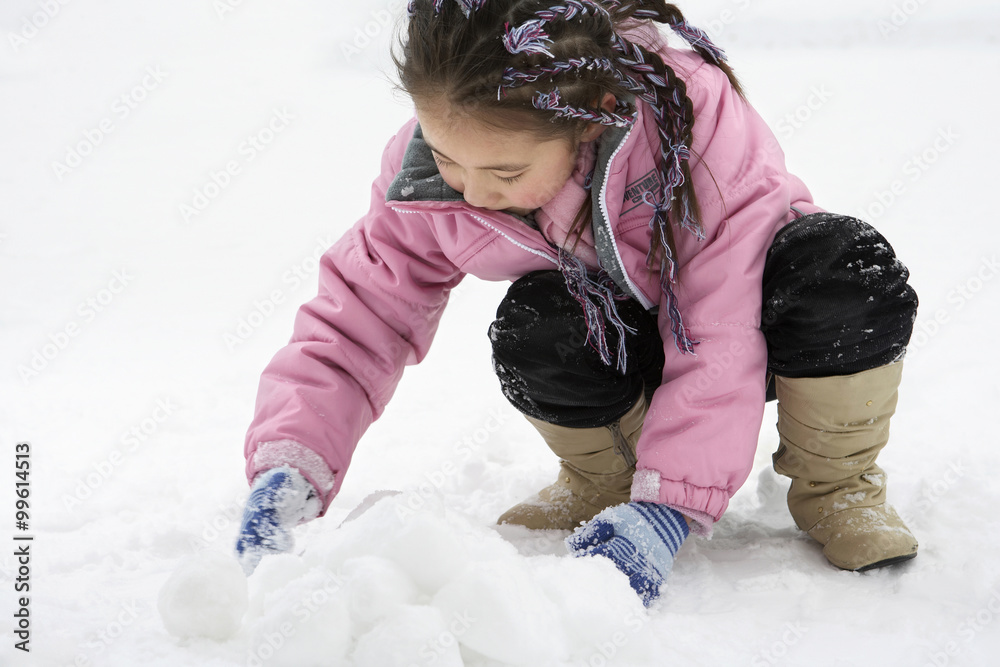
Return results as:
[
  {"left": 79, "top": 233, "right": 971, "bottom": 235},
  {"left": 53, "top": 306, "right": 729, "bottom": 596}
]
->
[{"left": 235, "top": 0, "right": 919, "bottom": 606}]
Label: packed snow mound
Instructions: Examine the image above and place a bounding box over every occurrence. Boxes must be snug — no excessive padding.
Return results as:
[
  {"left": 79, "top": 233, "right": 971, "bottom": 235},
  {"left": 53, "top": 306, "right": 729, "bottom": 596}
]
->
[
  {"left": 158, "top": 551, "right": 249, "bottom": 640},
  {"left": 241, "top": 493, "right": 654, "bottom": 667}
]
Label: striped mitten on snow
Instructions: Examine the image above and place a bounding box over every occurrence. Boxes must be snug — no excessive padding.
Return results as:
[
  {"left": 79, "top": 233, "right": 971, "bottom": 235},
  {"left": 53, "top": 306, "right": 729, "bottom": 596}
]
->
[
  {"left": 234, "top": 465, "right": 320, "bottom": 575},
  {"left": 567, "top": 502, "right": 689, "bottom": 606}
]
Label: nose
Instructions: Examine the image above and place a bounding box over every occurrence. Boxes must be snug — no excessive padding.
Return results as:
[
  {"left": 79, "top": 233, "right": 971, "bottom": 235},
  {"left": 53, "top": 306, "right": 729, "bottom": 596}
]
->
[{"left": 462, "top": 175, "right": 499, "bottom": 209}]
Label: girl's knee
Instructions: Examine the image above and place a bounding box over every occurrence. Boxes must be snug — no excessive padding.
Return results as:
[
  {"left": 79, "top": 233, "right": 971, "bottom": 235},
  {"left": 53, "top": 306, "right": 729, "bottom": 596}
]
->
[
  {"left": 489, "top": 271, "right": 588, "bottom": 368},
  {"left": 762, "top": 213, "right": 918, "bottom": 376}
]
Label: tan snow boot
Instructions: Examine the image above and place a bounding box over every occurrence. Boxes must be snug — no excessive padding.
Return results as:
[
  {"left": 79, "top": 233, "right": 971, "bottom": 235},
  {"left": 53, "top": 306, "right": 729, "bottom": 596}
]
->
[
  {"left": 772, "top": 361, "right": 918, "bottom": 571},
  {"left": 497, "top": 395, "right": 646, "bottom": 530}
]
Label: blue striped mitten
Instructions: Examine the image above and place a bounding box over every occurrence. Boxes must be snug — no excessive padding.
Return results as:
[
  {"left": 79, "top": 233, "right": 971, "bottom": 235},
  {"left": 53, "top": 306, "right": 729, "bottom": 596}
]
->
[
  {"left": 234, "top": 466, "right": 320, "bottom": 575},
  {"left": 566, "top": 502, "right": 689, "bottom": 606}
]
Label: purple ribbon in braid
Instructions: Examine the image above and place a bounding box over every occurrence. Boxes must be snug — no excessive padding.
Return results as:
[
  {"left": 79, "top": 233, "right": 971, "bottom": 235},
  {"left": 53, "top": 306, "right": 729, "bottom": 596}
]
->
[
  {"left": 499, "top": 0, "right": 610, "bottom": 56},
  {"left": 533, "top": 88, "right": 635, "bottom": 128},
  {"left": 599, "top": 1, "right": 729, "bottom": 63},
  {"left": 456, "top": 0, "right": 488, "bottom": 17},
  {"left": 498, "top": 57, "right": 616, "bottom": 99},
  {"left": 534, "top": 0, "right": 610, "bottom": 21},
  {"left": 408, "top": 0, "right": 486, "bottom": 18},
  {"left": 610, "top": 31, "right": 702, "bottom": 240},
  {"left": 502, "top": 18, "right": 555, "bottom": 56},
  {"left": 605, "top": 28, "right": 700, "bottom": 352},
  {"left": 558, "top": 248, "right": 636, "bottom": 373},
  {"left": 666, "top": 19, "right": 728, "bottom": 64},
  {"left": 499, "top": 0, "right": 701, "bottom": 355}
]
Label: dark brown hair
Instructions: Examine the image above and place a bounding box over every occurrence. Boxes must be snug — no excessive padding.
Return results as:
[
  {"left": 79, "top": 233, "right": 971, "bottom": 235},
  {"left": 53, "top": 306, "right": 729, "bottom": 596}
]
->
[{"left": 395, "top": 0, "right": 744, "bottom": 274}]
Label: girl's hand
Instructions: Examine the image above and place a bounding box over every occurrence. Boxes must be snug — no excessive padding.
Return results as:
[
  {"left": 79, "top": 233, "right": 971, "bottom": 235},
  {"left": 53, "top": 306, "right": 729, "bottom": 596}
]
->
[
  {"left": 566, "top": 502, "right": 689, "bottom": 607},
  {"left": 234, "top": 465, "right": 320, "bottom": 575}
]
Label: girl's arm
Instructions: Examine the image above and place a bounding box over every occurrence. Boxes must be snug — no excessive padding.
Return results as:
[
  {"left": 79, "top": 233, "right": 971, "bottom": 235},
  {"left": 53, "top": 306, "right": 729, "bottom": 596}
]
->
[
  {"left": 629, "top": 51, "right": 817, "bottom": 535},
  {"left": 243, "top": 125, "right": 465, "bottom": 514}
]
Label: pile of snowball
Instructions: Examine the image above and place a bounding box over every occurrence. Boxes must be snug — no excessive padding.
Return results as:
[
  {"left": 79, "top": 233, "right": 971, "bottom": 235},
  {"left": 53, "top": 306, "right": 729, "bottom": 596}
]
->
[{"left": 159, "top": 492, "right": 657, "bottom": 666}]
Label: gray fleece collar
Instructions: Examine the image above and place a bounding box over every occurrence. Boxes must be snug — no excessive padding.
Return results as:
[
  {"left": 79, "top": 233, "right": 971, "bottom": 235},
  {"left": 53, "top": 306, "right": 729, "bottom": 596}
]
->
[
  {"left": 385, "top": 122, "right": 630, "bottom": 206},
  {"left": 385, "top": 123, "right": 464, "bottom": 203},
  {"left": 383, "top": 120, "right": 645, "bottom": 305}
]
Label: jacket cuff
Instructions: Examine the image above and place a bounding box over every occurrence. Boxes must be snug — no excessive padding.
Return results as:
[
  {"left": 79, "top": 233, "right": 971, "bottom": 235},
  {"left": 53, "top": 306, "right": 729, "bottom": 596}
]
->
[
  {"left": 247, "top": 440, "right": 337, "bottom": 515},
  {"left": 631, "top": 468, "right": 730, "bottom": 538}
]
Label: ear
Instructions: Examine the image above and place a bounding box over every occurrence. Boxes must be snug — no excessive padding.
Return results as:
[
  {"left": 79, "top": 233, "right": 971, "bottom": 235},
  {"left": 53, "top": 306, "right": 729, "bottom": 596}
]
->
[{"left": 579, "top": 92, "right": 619, "bottom": 142}]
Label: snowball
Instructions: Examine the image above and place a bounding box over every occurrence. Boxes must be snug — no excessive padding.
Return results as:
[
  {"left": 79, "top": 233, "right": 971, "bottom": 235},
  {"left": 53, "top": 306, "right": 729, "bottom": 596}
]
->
[
  {"left": 340, "top": 556, "right": 420, "bottom": 630},
  {"left": 351, "top": 605, "right": 463, "bottom": 667},
  {"left": 244, "top": 566, "right": 353, "bottom": 667},
  {"left": 433, "top": 560, "right": 568, "bottom": 665},
  {"left": 370, "top": 495, "right": 472, "bottom": 595},
  {"left": 158, "top": 551, "right": 249, "bottom": 640}
]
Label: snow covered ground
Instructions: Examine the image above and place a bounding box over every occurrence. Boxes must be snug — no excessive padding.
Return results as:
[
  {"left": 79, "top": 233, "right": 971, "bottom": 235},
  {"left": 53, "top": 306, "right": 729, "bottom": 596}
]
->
[{"left": 2, "top": 1, "right": 1000, "bottom": 665}]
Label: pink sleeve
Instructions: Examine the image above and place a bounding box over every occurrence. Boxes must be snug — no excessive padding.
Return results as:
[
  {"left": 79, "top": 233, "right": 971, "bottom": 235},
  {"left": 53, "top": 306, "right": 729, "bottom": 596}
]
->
[
  {"left": 244, "top": 125, "right": 464, "bottom": 513},
  {"left": 630, "top": 55, "right": 818, "bottom": 535}
]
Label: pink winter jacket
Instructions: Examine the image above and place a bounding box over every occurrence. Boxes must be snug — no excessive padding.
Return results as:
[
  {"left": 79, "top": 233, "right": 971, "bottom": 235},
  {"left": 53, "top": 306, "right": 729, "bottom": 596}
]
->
[{"left": 244, "top": 27, "right": 821, "bottom": 533}]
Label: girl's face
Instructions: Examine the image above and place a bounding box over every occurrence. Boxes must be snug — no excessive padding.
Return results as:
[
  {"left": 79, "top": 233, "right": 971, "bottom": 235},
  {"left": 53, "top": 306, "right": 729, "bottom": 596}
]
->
[{"left": 416, "top": 105, "right": 584, "bottom": 216}]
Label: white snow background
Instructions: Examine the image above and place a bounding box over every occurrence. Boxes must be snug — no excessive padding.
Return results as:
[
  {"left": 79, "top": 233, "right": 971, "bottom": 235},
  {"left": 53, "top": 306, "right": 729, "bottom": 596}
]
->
[{"left": 2, "top": 1, "right": 1000, "bottom": 665}]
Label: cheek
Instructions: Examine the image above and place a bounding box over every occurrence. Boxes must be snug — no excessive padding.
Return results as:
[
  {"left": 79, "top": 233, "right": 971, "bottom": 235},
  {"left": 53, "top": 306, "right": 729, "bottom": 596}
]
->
[
  {"left": 439, "top": 170, "right": 464, "bottom": 193},
  {"left": 508, "top": 186, "right": 556, "bottom": 211},
  {"left": 512, "top": 164, "right": 575, "bottom": 209}
]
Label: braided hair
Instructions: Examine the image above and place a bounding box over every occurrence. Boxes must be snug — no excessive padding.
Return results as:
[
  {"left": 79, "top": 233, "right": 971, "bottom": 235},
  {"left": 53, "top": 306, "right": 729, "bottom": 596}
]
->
[{"left": 396, "top": 0, "right": 743, "bottom": 354}]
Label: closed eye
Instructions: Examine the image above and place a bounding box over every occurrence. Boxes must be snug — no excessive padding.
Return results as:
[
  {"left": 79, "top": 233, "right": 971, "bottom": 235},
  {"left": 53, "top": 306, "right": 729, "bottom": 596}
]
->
[
  {"left": 496, "top": 173, "right": 523, "bottom": 185},
  {"left": 433, "top": 151, "right": 523, "bottom": 185}
]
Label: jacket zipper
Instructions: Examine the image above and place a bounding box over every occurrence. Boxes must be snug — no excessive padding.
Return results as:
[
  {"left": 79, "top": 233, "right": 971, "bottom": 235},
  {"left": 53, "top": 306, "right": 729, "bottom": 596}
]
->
[
  {"left": 595, "top": 122, "right": 656, "bottom": 310},
  {"left": 467, "top": 213, "right": 559, "bottom": 265},
  {"left": 390, "top": 205, "right": 560, "bottom": 266}
]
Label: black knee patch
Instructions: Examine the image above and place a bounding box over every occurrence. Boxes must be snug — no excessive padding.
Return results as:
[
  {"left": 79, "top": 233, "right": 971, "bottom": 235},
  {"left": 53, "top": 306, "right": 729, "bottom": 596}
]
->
[
  {"left": 762, "top": 214, "right": 918, "bottom": 377},
  {"left": 489, "top": 271, "right": 661, "bottom": 427}
]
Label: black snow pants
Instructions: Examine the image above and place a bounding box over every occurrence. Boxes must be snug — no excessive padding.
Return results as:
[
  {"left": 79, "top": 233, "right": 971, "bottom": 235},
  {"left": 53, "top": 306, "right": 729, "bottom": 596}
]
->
[{"left": 489, "top": 213, "right": 919, "bottom": 427}]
